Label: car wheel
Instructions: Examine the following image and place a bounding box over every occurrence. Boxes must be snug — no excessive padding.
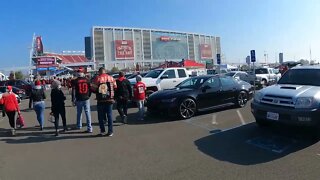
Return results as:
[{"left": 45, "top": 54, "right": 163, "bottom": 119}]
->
[
  {"left": 236, "top": 91, "right": 248, "bottom": 108},
  {"left": 261, "top": 79, "right": 267, "bottom": 88},
  {"left": 179, "top": 98, "right": 197, "bottom": 119},
  {"left": 255, "top": 118, "right": 270, "bottom": 127}
]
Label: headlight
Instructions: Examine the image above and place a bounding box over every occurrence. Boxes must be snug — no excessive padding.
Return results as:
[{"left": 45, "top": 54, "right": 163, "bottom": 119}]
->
[
  {"left": 254, "top": 92, "right": 263, "bottom": 103},
  {"left": 295, "top": 97, "right": 315, "bottom": 109},
  {"left": 161, "top": 98, "right": 176, "bottom": 103}
]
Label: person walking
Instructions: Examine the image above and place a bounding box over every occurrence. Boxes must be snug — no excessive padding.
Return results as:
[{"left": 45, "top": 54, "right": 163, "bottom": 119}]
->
[
  {"left": 72, "top": 67, "right": 92, "bottom": 133},
  {"left": 133, "top": 75, "right": 146, "bottom": 121},
  {"left": 29, "top": 80, "right": 46, "bottom": 130},
  {"left": 93, "top": 67, "right": 117, "bottom": 136},
  {"left": 51, "top": 80, "right": 67, "bottom": 136},
  {"left": 115, "top": 72, "right": 132, "bottom": 124},
  {"left": 0, "top": 86, "right": 21, "bottom": 136}
]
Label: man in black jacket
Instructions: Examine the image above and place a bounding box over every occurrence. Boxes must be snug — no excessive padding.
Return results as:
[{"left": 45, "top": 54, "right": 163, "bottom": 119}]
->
[
  {"left": 72, "top": 67, "right": 92, "bottom": 133},
  {"left": 51, "top": 80, "right": 67, "bottom": 136},
  {"left": 115, "top": 72, "right": 132, "bottom": 124}
]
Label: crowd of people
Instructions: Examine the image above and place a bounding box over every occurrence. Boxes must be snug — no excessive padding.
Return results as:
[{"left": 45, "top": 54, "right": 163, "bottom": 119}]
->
[{"left": 0, "top": 67, "right": 146, "bottom": 137}]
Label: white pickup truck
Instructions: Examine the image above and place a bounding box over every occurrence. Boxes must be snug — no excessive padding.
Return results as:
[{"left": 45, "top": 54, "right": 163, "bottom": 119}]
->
[
  {"left": 255, "top": 67, "right": 280, "bottom": 87},
  {"left": 129, "top": 67, "right": 189, "bottom": 96}
]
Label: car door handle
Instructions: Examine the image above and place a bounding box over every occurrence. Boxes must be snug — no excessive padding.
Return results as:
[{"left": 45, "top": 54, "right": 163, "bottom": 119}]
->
[{"left": 173, "top": 80, "right": 177, "bottom": 82}]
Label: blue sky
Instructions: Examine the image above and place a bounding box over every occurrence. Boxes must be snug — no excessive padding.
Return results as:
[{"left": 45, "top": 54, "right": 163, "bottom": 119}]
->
[{"left": 0, "top": 0, "right": 319, "bottom": 68}]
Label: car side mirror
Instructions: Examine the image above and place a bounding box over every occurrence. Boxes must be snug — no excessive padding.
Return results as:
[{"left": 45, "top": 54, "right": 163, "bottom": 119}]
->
[{"left": 160, "top": 75, "right": 169, "bottom": 79}]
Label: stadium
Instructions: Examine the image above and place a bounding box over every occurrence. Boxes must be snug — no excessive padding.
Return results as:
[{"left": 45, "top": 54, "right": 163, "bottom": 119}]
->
[{"left": 86, "top": 26, "right": 221, "bottom": 70}]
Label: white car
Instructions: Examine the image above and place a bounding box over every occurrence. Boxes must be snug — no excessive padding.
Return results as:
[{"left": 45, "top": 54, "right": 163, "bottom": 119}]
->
[{"left": 129, "top": 67, "right": 189, "bottom": 96}]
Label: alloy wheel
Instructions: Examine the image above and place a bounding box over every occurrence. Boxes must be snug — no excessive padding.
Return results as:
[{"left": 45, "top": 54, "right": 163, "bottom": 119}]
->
[
  {"left": 179, "top": 99, "right": 196, "bottom": 119},
  {"left": 237, "top": 91, "right": 248, "bottom": 107}
]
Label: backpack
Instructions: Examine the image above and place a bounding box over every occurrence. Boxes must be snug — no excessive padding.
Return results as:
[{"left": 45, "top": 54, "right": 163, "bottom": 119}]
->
[{"left": 98, "top": 82, "right": 111, "bottom": 100}]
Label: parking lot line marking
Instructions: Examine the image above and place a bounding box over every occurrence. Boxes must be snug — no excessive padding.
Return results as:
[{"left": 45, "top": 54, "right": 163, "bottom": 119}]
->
[
  {"left": 212, "top": 114, "right": 218, "bottom": 125},
  {"left": 236, "top": 110, "right": 246, "bottom": 125}
]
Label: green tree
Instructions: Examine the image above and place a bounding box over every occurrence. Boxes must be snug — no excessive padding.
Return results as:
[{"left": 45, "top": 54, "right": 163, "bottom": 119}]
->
[
  {"left": 14, "top": 71, "right": 24, "bottom": 80},
  {"left": 110, "top": 67, "right": 119, "bottom": 73}
]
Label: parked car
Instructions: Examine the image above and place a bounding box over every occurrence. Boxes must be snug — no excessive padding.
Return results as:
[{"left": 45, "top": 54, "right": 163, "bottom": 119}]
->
[
  {"left": 0, "top": 86, "right": 28, "bottom": 99},
  {"left": 127, "top": 72, "right": 148, "bottom": 80},
  {"left": 254, "top": 68, "right": 278, "bottom": 87},
  {"left": 148, "top": 75, "right": 253, "bottom": 119},
  {"left": 225, "top": 71, "right": 260, "bottom": 86},
  {"left": 251, "top": 65, "right": 320, "bottom": 129},
  {"left": 0, "top": 80, "right": 33, "bottom": 96},
  {"left": 129, "top": 68, "right": 189, "bottom": 97}
]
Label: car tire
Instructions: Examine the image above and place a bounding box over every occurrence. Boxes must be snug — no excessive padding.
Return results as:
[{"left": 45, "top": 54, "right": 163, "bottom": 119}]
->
[
  {"left": 261, "top": 79, "right": 267, "bottom": 88},
  {"left": 178, "top": 98, "right": 197, "bottom": 119},
  {"left": 255, "top": 118, "right": 270, "bottom": 127},
  {"left": 236, "top": 91, "right": 248, "bottom": 108}
]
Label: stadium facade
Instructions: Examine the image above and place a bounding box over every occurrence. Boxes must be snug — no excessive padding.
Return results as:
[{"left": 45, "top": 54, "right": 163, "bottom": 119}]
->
[{"left": 86, "top": 26, "right": 221, "bottom": 69}]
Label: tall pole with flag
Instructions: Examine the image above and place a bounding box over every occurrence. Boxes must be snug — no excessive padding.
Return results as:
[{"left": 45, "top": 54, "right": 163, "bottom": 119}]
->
[{"left": 29, "top": 33, "right": 36, "bottom": 81}]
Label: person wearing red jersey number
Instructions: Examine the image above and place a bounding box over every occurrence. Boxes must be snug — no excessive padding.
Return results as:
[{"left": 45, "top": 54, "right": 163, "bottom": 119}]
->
[
  {"left": 0, "top": 86, "right": 21, "bottom": 136},
  {"left": 133, "top": 75, "right": 146, "bottom": 121},
  {"left": 72, "top": 67, "right": 92, "bottom": 133}
]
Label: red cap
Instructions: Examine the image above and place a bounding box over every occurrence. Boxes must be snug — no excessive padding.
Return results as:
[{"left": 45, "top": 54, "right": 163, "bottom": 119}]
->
[
  {"left": 7, "top": 86, "right": 12, "bottom": 91},
  {"left": 78, "top": 67, "right": 84, "bottom": 73},
  {"left": 35, "top": 80, "right": 41, "bottom": 86}
]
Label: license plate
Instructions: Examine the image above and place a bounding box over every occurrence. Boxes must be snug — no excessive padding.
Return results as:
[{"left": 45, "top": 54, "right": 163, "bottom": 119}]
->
[{"left": 267, "top": 112, "right": 279, "bottom": 121}]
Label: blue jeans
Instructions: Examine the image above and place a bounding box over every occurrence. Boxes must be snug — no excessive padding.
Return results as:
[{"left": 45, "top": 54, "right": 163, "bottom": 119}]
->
[
  {"left": 97, "top": 103, "right": 113, "bottom": 134},
  {"left": 137, "top": 100, "right": 145, "bottom": 120},
  {"left": 34, "top": 101, "right": 45, "bottom": 128},
  {"left": 76, "top": 100, "right": 92, "bottom": 131}
]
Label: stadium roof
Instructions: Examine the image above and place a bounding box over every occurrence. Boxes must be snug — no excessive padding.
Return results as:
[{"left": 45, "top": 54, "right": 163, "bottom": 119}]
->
[{"left": 45, "top": 53, "right": 87, "bottom": 64}]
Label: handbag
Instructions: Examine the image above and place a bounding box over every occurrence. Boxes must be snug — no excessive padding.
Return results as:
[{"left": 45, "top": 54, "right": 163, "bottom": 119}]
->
[
  {"left": 48, "top": 114, "right": 55, "bottom": 123},
  {"left": 16, "top": 114, "right": 25, "bottom": 128}
]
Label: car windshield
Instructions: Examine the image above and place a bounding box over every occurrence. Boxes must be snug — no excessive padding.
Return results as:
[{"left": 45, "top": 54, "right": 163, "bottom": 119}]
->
[
  {"left": 255, "top": 69, "right": 268, "bottom": 74},
  {"left": 278, "top": 69, "right": 320, "bottom": 86},
  {"left": 144, "top": 70, "right": 164, "bottom": 78},
  {"left": 177, "top": 77, "right": 208, "bottom": 89},
  {"left": 225, "top": 72, "right": 236, "bottom": 77}
]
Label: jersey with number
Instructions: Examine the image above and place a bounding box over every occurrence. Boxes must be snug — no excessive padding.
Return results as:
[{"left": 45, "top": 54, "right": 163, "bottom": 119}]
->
[
  {"left": 74, "top": 77, "right": 91, "bottom": 101},
  {"left": 133, "top": 82, "right": 146, "bottom": 101}
]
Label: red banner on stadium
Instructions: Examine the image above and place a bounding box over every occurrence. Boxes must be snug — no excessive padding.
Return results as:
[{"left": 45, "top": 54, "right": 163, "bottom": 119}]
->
[
  {"left": 200, "top": 44, "right": 213, "bottom": 59},
  {"left": 36, "top": 57, "right": 57, "bottom": 68},
  {"left": 115, "top": 40, "right": 134, "bottom": 60},
  {"left": 35, "top": 36, "right": 44, "bottom": 55}
]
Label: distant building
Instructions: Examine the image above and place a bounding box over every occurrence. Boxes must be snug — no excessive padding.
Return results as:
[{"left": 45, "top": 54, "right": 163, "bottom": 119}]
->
[
  {"left": 87, "top": 26, "right": 221, "bottom": 69},
  {"left": 279, "top": 53, "right": 284, "bottom": 64}
]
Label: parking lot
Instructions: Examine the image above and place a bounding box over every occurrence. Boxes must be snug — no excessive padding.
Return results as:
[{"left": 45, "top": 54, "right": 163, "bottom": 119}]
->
[{"left": 0, "top": 90, "right": 319, "bottom": 180}]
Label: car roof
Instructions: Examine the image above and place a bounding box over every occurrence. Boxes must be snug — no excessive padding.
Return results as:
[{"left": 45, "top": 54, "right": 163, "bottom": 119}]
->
[{"left": 291, "top": 65, "right": 320, "bottom": 70}]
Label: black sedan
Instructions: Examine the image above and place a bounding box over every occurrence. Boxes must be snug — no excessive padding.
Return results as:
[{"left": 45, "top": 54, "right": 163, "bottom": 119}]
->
[{"left": 147, "top": 75, "right": 253, "bottom": 119}]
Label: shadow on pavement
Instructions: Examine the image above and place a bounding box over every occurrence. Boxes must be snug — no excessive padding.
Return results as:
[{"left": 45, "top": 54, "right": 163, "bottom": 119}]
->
[{"left": 194, "top": 123, "right": 319, "bottom": 165}]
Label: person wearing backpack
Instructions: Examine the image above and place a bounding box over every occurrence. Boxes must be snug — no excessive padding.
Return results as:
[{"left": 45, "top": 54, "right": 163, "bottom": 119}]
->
[
  {"left": 133, "top": 75, "right": 146, "bottom": 121},
  {"left": 115, "top": 72, "right": 132, "bottom": 124},
  {"left": 93, "top": 67, "right": 117, "bottom": 136},
  {"left": 0, "top": 86, "right": 21, "bottom": 136},
  {"left": 72, "top": 67, "right": 92, "bottom": 133}
]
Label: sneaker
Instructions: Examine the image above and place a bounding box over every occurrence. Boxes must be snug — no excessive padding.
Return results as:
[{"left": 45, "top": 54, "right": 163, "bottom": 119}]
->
[
  {"left": 98, "top": 132, "right": 106, "bottom": 137},
  {"left": 84, "top": 130, "right": 93, "bottom": 133},
  {"left": 123, "top": 115, "right": 127, "bottom": 124},
  {"left": 106, "top": 133, "right": 113, "bottom": 137}
]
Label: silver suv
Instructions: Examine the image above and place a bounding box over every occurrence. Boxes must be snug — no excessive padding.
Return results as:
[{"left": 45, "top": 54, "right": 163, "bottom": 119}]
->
[{"left": 251, "top": 65, "right": 320, "bottom": 128}]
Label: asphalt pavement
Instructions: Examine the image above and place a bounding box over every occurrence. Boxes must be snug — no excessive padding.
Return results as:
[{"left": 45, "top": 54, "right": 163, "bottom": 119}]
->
[{"left": 0, "top": 89, "right": 319, "bottom": 180}]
